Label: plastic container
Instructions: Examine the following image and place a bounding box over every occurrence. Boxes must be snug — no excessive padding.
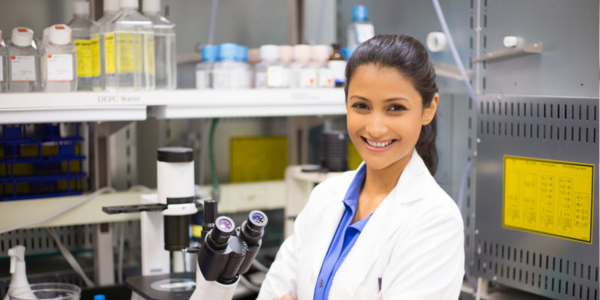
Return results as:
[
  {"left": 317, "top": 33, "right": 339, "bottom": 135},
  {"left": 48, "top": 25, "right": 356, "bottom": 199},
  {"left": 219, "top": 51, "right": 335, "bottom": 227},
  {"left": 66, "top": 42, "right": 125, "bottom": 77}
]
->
[
  {"left": 235, "top": 45, "right": 250, "bottom": 89},
  {"left": 311, "top": 45, "right": 333, "bottom": 88},
  {"left": 290, "top": 45, "right": 316, "bottom": 89},
  {"left": 90, "top": 0, "right": 120, "bottom": 91},
  {"left": 255, "top": 45, "right": 282, "bottom": 88},
  {"left": 41, "top": 25, "right": 77, "bottom": 92},
  {"left": 106, "top": 0, "right": 155, "bottom": 91},
  {"left": 347, "top": 5, "right": 374, "bottom": 47},
  {"left": 7, "top": 27, "right": 40, "bottom": 92},
  {"left": 0, "top": 30, "right": 9, "bottom": 92},
  {"left": 143, "top": 0, "right": 177, "bottom": 90},
  {"left": 67, "top": 1, "right": 97, "bottom": 90},
  {"left": 278, "top": 45, "right": 292, "bottom": 88},
  {"left": 9, "top": 283, "right": 81, "bottom": 300},
  {"left": 195, "top": 45, "right": 217, "bottom": 89},
  {"left": 247, "top": 48, "right": 260, "bottom": 88},
  {"left": 328, "top": 43, "right": 346, "bottom": 88},
  {"left": 213, "top": 43, "right": 240, "bottom": 90}
]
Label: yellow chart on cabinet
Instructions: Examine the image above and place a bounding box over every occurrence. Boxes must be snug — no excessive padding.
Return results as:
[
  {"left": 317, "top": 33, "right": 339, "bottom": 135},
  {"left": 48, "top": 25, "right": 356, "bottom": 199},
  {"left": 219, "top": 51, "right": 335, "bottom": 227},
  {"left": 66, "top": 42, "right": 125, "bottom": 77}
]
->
[{"left": 503, "top": 156, "right": 594, "bottom": 243}]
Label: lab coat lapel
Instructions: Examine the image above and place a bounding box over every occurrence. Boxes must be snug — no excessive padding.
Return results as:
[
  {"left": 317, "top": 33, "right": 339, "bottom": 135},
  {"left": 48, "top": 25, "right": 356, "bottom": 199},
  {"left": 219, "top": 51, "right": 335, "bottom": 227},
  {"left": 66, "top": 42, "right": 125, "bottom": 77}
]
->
[{"left": 329, "top": 150, "right": 430, "bottom": 298}]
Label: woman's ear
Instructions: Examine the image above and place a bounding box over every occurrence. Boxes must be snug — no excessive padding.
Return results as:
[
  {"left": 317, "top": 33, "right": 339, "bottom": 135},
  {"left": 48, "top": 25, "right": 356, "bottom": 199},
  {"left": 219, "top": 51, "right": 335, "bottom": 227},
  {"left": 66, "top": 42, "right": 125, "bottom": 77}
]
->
[{"left": 422, "top": 93, "right": 439, "bottom": 126}]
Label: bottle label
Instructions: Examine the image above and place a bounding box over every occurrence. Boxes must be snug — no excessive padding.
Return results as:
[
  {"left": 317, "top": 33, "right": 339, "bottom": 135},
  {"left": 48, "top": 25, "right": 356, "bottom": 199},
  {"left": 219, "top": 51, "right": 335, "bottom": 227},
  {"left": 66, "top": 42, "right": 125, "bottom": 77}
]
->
[
  {"left": 0, "top": 58, "right": 3, "bottom": 82},
  {"left": 105, "top": 33, "right": 115, "bottom": 75},
  {"left": 213, "top": 68, "right": 233, "bottom": 89},
  {"left": 299, "top": 68, "right": 317, "bottom": 88},
  {"left": 356, "top": 24, "right": 375, "bottom": 44},
  {"left": 146, "top": 33, "right": 155, "bottom": 75},
  {"left": 196, "top": 70, "right": 207, "bottom": 89},
  {"left": 116, "top": 33, "right": 135, "bottom": 73},
  {"left": 328, "top": 60, "right": 347, "bottom": 85},
  {"left": 11, "top": 56, "right": 36, "bottom": 82},
  {"left": 91, "top": 35, "right": 100, "bottom": 77},
  {"left": 267, "top": 66, "right": 284, "bottom": 87},
  {"left": 75, "top": 39, "right": 93, "bottom": 78},
  {"left": 318, "top": 68, "right": 334, "bottom": 87},
  {"left": 47, "top": 54, "right": 74, "bottom": 81}
]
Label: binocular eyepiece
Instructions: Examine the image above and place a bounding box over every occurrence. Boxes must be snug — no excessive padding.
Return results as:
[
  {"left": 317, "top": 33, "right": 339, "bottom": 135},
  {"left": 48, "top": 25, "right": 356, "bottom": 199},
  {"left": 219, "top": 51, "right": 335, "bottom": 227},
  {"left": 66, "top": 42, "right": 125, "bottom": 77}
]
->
[{"left": 209, "top": 216, "right": 236, "bottom": 247}]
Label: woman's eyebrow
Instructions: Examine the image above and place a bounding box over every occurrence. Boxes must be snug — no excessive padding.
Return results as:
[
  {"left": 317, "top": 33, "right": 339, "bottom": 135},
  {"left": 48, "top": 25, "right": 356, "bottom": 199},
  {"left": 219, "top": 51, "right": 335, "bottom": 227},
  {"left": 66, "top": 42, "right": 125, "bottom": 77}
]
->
[{"left": 349, "top": 95, "right": 409, "bottom": 102}]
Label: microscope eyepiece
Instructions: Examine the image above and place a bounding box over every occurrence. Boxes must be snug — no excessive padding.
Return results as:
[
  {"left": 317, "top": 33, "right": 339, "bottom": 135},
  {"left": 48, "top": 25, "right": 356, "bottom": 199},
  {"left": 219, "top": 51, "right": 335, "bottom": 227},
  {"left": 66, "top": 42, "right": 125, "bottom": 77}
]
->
[
  {"left": 245, "top": 210, "right": 268, "bottom": 236},
  {"left": 210, "top": 216, "right": 235, "bottom": 246}
]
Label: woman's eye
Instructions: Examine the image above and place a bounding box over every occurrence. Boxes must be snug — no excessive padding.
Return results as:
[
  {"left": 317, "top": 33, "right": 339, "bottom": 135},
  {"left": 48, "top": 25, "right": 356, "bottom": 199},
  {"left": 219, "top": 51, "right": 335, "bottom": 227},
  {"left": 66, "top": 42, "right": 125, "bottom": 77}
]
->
[
  {"left": 389, "top": 105, "right": 406, "bottom": 111},
  {"left": 352, "top": 103, "right": 368, "bottom": 110}
]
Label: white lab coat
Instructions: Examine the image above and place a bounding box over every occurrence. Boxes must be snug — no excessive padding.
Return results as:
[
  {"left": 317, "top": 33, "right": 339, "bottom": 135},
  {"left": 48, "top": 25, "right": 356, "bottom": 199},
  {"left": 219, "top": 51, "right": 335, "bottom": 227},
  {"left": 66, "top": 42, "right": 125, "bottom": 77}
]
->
[{"left": 257, "top": 149, "right": 464, "bottom": 300}]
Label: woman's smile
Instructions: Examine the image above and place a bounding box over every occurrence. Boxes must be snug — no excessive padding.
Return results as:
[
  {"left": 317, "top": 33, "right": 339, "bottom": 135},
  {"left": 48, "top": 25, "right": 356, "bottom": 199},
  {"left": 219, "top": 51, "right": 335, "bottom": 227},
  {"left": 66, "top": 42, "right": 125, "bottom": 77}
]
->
[{"left": 361, "top": 137, "right": 398, "bottom": 152}]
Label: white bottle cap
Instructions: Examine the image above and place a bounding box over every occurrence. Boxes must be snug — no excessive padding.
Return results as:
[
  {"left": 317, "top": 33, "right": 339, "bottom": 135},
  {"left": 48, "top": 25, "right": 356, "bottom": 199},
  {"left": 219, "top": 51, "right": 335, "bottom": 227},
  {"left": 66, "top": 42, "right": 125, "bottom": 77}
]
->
[
  {"left": 312, "top": 45, "right": 330, "bottom": 61},
  {"left": 293, "top": 44, "right": 311, "bottom": 61},
  {"left": 426, "top": 32, "right": 448, "bottom": 52},
  {"left": 11, "top": 27, "right": 34, "bottom": 47},
  {"left": 143, "top": 0, "right": 161, "bottom": 13},
  {"left": 260, "top": 45, "right": 279, "bottom": 61},
  {"left": 120, "top": 0, "right": 139, "bottom": 9},
  {"left": 503, "top": 36, "right": 519, "bottom": 48},
  {"left": 48, "top": 25, "right": 72, "bottom": 45},
  {"left": 73, "top": 1, "right": 90, "bottom": 15},
  {"left": 248, "top": 48, "right": 261, "bottom": 64},
  {"left": 104, "top": 0, "right": 119, "bottom": 11},
  {"left": 279, "top": 45, "right": 293, "bottom": 62}
]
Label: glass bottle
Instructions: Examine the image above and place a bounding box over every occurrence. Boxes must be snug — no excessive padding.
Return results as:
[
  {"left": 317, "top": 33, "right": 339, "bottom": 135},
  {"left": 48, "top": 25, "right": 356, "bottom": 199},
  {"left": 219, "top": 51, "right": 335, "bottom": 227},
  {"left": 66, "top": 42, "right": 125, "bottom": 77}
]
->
[
  {"left": 41, "top": 25, "right": 77, "bottom": 92},
  {"left": 195, "top": 45, "right": 217, "bottom": 89},
  {"left": 235, "top": 45, "right": 251, "bottom": 89},
  {"left": 278, "top": 45, "right": 293, "bottom": 88},
  {"left": 347, "top": 5, "right": 374, "bottom": 47},
  {"left": 143, "top": 0, "right": 177, "bottom": 90},
  {"left": 290, "top": 44, "right": 316, "bottom": 89},
  {"left": 67, "top": 1, "right": 97, "bottom": 90},
  {"left": 213, "top": 43, "right": 239, "bottom": 90},
  {"left": 8, "top": 27, "right": 40, "bottom": 92},
  {"left": 255, "top": 45, "right": 282, "bottom": 89},
  {"left": 0, "top": 30, "right": 9, "bottom": 92},
  {"left": 311, "top": 45, "right": 333, "bottom": 88},
  {"left": 90, "top": 0, "right": 120, "bottom": 91},
  {"left": 328, "top": 44, "right": 346, "bottom": 88}
]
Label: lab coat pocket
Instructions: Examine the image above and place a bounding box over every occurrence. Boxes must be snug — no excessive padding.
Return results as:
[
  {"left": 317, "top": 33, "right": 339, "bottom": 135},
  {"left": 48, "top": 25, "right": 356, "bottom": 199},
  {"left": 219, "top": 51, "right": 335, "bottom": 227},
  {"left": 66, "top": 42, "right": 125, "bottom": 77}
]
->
[{"left": 354, "top": 286, "right": 382, "bottom": 300}]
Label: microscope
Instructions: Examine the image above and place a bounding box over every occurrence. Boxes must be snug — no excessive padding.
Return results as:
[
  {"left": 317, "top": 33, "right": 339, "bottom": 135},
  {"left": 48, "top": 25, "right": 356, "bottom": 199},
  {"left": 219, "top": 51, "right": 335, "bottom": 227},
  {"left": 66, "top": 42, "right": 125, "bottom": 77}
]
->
[{"left": 103, "top": 147, "right": 268, "bottom": 300}]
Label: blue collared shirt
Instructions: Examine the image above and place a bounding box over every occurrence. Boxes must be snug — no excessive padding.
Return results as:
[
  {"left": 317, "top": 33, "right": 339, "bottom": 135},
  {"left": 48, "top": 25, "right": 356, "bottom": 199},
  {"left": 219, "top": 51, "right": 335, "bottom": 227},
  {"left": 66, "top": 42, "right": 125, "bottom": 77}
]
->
[{"left": 314, "top": 164, "right": 372, "bottom": 300}]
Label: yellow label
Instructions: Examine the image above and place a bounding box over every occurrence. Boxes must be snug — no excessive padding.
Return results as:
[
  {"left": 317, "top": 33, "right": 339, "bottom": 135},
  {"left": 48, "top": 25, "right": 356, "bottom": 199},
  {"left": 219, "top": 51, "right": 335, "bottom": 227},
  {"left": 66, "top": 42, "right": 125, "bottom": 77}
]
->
[
  {"left": 503, "top": 156, "right": 594, "bottom": 243},
  {"left": 91, "top": 35, "right": 100, "bottom": 77},
  {"left": 116, "top": 33, "right": 135, "bottom": 73},
  {"left": 74, "top": 39, "right": 93, "bottom": 78},
  {"left": 192, "top": 225, "right": 203, "bottom": 238},
  {"left": 105, "top": 33, "right": 115, "bottom": 74},
  {"left": 146, "top": 33, "right": 155, "bottom": 75}
]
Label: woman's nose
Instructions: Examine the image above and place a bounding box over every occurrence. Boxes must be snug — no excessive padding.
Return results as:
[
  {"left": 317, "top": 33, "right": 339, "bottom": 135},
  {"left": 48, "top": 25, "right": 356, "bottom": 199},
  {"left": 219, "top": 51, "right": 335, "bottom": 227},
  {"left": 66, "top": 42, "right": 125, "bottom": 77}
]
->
[{"left": 365, "top": 114, "right": 388, "bottom": 138}]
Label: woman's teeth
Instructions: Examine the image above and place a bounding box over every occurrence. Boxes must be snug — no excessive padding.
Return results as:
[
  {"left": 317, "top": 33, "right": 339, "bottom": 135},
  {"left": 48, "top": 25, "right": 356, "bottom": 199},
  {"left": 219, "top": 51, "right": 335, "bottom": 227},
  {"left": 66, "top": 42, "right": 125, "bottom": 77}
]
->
[{"left": 366, "top": 139, "right": 393, "bottom": 148}]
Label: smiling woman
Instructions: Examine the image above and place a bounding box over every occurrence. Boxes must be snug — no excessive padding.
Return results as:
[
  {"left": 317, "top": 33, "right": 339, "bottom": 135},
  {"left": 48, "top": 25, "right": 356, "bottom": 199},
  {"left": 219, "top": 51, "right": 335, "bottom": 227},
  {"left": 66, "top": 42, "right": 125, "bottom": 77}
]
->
[{"left": 258, "top": 35, "right": 464, "bottom": 300}]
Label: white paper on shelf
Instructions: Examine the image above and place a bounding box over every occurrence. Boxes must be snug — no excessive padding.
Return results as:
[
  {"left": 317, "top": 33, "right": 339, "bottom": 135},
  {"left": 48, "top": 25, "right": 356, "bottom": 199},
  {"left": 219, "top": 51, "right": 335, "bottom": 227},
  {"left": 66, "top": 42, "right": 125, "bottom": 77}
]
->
[
  {"left": 47, "top": 54, "right": 74, "bottom": 81},
  {"left": 11, "top": 56, "right": 36, "bottom": 82}
]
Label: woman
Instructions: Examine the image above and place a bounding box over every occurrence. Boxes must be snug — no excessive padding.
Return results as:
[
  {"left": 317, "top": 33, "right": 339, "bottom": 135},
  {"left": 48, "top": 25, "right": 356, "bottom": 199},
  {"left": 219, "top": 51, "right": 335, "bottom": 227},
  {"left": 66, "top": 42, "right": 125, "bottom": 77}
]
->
[{"left": 258, "top": 35, "right": 464, "bottom": 300}]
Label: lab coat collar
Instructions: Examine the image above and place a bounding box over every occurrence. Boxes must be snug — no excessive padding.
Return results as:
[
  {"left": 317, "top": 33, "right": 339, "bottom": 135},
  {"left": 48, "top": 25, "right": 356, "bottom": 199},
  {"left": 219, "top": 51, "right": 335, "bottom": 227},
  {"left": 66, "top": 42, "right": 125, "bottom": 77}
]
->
[{"left": 328, "top": 149, "right": 435, "bottom": 298}]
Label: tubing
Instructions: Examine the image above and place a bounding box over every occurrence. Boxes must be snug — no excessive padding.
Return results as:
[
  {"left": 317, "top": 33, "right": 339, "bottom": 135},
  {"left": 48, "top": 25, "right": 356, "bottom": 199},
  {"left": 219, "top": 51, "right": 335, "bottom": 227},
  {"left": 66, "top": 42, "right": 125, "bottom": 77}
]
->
[
  {"left": 207, "top": 0, "right": 219, "bottom": 45},
  {"left": 47, "top": 228, "right": 95, "bottom": 287},
  {"left": 209, "top": 118, "right": 220, "bottom": 200}
]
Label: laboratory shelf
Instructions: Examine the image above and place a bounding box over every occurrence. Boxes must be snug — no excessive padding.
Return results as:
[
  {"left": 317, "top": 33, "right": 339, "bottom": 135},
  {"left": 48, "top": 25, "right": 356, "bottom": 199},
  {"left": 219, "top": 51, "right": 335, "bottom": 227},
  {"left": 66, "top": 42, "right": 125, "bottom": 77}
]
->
[{"left": 0, "top": 89, "right": 347, "bottom": 124}]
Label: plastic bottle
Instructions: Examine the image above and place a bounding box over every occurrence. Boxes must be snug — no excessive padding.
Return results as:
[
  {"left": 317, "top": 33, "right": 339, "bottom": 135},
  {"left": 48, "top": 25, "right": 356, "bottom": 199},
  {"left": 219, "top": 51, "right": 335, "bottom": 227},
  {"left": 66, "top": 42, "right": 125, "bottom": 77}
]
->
[
  {"left": 255, "top": 45, "right": 282, "bottom": 88},
  {"left": 108, "top": 0, "right": 155, "bottom": 91},
  {"left": 235, "top": 45, "right": 250, "bottom": 89},
  {"left": 247, "top": 48, "right": 260, "bottom": 88},
  {"left": 347, "top": 5, "right": 374, "bottom": 47},
  {"left": 290, "top": 44, "right": 316, "bottom": 89},
  {"left": 312, "top": 45, "right": 333, "bottom": 88},
  {"left": 0, "top": 30, "right": 9, "bottom": 92},
  {"left": 3, "top": 246, "right": 35, "bottom": 300},
  {"left": 143, "top": 0, "right": 177, "bottom": 90},
  {"left": 7, "top": 27, "right": 39, "bottom": 92},
  {"left": 41, "top": 25, "right": 77, "bottom": 92},
  {"left": 278, "top": 45, "right": 293, "bottom": 88},
  {"left": 213, "top": 43, "right": 240, "bottom": 89},
  {"left": 328, "top": 44, "right": 346, "bottom": 88},
  {"left": 90, "top": 0, "right": 120, "bottom": 91},
  {"left": 67, "top": 1, "right": 97, "bottom": 90},
  {"left": 195, "top": 45, "right": 217, "bottom": 89}
]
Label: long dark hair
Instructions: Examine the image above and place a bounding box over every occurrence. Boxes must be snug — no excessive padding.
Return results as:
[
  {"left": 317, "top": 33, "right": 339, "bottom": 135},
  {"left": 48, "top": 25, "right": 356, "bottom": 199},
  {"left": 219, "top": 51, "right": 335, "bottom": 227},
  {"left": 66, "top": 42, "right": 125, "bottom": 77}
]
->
[{"left": 344, "top": 34, "right": 439, "bottom": 176}]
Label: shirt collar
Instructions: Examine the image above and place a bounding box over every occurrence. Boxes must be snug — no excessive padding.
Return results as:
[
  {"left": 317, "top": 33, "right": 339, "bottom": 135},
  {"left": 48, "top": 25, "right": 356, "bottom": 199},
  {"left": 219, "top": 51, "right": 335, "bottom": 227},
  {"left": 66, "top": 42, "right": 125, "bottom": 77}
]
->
[{"left": 342, "top": 163, "right": 367, "bottom": 213}]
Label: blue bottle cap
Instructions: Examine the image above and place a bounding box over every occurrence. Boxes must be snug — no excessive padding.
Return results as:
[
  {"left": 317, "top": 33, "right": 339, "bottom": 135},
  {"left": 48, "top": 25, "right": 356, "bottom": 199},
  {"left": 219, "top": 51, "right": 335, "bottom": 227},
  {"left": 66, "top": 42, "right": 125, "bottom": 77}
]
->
[
  {"left": 219, "top": 43, "right": 237, "bottom": 61},
  {"left": 235, "top": 45, "right": 248, "bottom": 62},
  {"left": 352, "top": 5, "right": 369, "bottom": 22},
  {"left": 202, "top": 45, "right": 218, "bottom": 62},
  {"left": 342, "top": 46, "right": 358, "bottom": 61},
  {"left": 94, "top": 295, "right": 106, "bottom": 300}
]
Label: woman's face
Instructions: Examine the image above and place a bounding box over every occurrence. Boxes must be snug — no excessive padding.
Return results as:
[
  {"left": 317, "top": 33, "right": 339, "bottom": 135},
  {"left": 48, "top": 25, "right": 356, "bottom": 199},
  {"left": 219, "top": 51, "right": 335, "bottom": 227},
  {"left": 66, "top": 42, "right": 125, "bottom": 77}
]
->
[{"left": 346, "top": 64, "right": 438, "bottom": 171}]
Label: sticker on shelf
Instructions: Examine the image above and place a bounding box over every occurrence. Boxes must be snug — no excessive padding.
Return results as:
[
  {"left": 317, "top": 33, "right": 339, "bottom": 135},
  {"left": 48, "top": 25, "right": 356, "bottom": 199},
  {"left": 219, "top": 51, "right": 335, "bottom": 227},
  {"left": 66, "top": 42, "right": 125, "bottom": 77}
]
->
[
  {"left": 503, "top": 156, "right": 594, "bottom": 243},
  {"left": 11, "top": 56, "right": 36, "bottom": 82},
  {"left": 47, "top": 54, "right": 74, "bottom": 81}
]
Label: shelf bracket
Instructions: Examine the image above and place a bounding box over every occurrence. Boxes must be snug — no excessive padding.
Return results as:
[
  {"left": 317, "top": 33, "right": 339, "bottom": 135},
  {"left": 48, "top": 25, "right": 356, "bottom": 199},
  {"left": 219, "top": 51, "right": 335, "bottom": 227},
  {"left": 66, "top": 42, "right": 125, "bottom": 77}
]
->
[
  {"left": 434, "top": 62, "right": 473, "bottom": 81},
  {"left": 471, "top": 42, "right": 542, "bottom": 63}
]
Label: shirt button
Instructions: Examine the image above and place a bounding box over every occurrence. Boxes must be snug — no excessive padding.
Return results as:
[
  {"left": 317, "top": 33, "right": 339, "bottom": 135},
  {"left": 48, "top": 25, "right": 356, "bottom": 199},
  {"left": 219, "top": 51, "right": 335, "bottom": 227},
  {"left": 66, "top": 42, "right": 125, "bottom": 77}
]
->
[{"left": 319, "top": 280, "right": 323, "bottom": 287}]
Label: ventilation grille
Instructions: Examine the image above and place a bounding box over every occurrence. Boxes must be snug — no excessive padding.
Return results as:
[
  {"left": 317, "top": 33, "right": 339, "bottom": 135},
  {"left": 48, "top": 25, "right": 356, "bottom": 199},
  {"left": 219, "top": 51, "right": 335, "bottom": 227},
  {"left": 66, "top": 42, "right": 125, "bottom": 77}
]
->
[
  {"left": 476, "top": 239, "right": 599, "bottom": 300},
  {"left": 478, "top": 100, "right": 598, "bottom": 144}
]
